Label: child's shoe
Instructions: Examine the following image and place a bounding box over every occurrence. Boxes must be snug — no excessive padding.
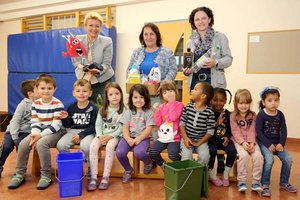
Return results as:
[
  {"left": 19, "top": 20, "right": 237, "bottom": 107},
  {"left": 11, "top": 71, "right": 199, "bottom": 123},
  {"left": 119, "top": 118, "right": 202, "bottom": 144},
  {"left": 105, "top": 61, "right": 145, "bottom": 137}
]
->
[
  {"left": 36, "top": 176, "right": 52, "bottom": 190},
  {"left": 222, "top": 178, "right": 230, "bottom": 187},
  {"left": 99, "top": 177, "right": 109, "bottom": 190},
  {"left": 122, "top": 169, "right": 134, "bottom": 183},
  {"left": 261, "top": 185, "right": 271, "bottom": 197},
  {"left": 251, "top": 182, "right": 263, "bottom": 192},
  {"left": 237, "top": 182, "right": 247, "bottom": 192},
  {"left": 8, "top": 174, "right": 25, "bottom": 189},
  {"left": 87, "top": 178, "right": 98, "bottom": 191},
  {"left": 143, "top": 162, "right": 153, "bottom": 174},
  {"left": 280, "top": 183, "right": 297, "bottom": 193},
  {"left": 210, "top": 178, "right": 223, "bottom": 186}
]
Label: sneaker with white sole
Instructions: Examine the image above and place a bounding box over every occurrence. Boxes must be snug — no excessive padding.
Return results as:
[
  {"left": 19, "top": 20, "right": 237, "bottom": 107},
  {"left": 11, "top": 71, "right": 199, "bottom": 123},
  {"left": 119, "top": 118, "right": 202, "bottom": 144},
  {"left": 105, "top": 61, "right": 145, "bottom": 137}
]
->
[
  {"left": 251, "top": 183, "right": 263, "bottom": 192},
  {"left": 237, "top": 182, "right": 247, "bottom": 192}
]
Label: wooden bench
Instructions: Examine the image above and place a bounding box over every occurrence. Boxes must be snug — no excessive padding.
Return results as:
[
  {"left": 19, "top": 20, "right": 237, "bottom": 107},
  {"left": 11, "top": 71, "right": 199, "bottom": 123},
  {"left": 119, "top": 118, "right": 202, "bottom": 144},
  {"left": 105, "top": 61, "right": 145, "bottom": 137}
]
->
[
  {"left": 31, "top": 145, "right": 165, "bottom": 179},
  {"left": 32, "top": 146, "right": 237, "bottom": 181}
]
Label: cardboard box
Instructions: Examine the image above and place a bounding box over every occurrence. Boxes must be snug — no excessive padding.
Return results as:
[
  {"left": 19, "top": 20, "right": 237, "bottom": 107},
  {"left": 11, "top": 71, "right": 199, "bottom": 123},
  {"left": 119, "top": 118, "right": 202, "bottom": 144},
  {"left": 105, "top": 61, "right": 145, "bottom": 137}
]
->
[{"left": 126, "top": 83, "right": 160, "bottom": 96}]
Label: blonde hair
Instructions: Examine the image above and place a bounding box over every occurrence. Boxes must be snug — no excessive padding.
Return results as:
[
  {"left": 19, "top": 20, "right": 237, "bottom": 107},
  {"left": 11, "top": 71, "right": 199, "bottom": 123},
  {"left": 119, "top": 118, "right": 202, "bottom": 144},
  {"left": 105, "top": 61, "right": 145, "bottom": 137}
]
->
[
  {"left": 84, "top": 11, "right": 103, "bottom": 26},
  {"left": 233, "top": 89, "right": 254, "bottom": 117},
  {"left": 158, "top": 81, "right": 179, "bottom": 102},
  {"left": 73, "top": 79, "right": 91, "bottom": 91}
]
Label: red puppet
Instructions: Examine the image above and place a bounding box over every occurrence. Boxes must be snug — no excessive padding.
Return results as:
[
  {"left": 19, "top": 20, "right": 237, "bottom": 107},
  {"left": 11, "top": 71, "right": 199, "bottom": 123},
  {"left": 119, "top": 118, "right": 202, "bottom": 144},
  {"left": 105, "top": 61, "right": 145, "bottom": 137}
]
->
[{"left": 62, "top": 32, "right": 86, "bottom": 58}]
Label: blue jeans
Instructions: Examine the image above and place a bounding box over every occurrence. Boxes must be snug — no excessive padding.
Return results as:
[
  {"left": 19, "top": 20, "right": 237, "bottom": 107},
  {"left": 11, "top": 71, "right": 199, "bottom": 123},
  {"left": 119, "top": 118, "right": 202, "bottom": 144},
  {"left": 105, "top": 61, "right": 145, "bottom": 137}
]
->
[
  {"left": 0, "top": 132, "right": 29, "bottom": 167},
  {"left": 258, "top": 142, "right": 293, "bottom": 185}
]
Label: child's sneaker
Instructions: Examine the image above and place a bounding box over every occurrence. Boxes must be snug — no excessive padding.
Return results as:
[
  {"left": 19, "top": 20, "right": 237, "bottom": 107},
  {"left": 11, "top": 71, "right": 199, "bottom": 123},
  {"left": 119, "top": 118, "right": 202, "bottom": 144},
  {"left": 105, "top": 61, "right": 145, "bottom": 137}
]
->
[
  {"left": 36, "top": 176, "right": 52, "bottom": 190},
  {"left": 222, "top": 178, "right": 230, "bottom": 187},
  {"left": 122, "top": 169, "right": 134, "bottom": 183},
  {"left": 143, "top": 162, "right": 153, "bottom": 174},
  {"left": 210, "top": 178, "right": 223, "bottom": 186},
  {"left": 98, "top": 177, "right": 109, "bottom": 190},
  {"left": 8, "top": 174, "right": 25, "bottom": 189},
  {"left": 251, "top": 182, "right": 263, "bottom": 192},
  {"left": 262, "top": 185, "right": 271, "bottom": 197},
  {"left": 280, "top": 183, "right": 297, "bottom": 193},
  {"left": 87, "top": 178, "right": 98, "bottom": 191},
  {"left": 237, "top": 182, "right": 247, "bottom": 192}
]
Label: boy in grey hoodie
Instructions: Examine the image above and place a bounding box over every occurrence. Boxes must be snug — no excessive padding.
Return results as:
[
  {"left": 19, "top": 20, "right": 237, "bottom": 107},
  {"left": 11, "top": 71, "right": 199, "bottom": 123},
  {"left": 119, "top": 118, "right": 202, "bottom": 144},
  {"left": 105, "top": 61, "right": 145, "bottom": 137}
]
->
[{"left": 0, "top": 79, "right": 39, "bottom": 177}]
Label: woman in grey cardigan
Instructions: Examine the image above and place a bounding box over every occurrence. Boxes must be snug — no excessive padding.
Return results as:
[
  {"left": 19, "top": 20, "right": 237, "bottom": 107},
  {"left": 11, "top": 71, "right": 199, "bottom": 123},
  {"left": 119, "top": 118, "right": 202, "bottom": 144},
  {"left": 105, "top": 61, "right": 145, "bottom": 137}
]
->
[
  {"left": 127, "top": 23, "right": 178, "bottom": 82},
  {"left": 72, "top": 12, "right": 114, "bottom": 105},
  {"left": 184, "top": 7, "right": 233, "bottom": 90}
]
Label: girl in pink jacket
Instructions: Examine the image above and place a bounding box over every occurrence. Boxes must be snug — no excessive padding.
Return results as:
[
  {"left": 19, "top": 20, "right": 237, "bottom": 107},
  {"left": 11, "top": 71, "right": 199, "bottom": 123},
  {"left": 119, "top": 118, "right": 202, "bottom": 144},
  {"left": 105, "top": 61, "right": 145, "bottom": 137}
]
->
[
  {"left": 230, "top": 89, "right": 263, "bottom": 193},
  {"left": 149, "top": 81, "right": 184, "bottom": 170}
]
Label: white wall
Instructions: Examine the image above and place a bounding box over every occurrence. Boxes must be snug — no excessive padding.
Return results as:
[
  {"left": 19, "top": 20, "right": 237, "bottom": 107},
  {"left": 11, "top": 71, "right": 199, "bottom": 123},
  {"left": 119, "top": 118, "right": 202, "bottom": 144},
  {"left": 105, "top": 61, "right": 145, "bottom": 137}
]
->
[
  {"left": 1, "top": 0, "right": 300, "bottom": 138},
  {"left": 0, "top": 19, "right": 22, "bottom": 115},
  {"left": 115, "top": 0, "right": 300, "bottom": 138}
]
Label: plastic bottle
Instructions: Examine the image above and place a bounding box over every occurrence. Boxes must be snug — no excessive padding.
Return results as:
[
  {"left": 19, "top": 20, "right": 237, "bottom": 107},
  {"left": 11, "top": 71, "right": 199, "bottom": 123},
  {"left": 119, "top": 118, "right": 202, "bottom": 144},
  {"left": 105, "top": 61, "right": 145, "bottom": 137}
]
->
[
  {"left": 195, "top": 45, "right": 220, "bottom": 67},
  {"left": 149, "top": 63, "right": 161, "bottom": 83},
  {"left": 129, "top": 64, "right": 140, "bottom": 74},
  {"left": 183, "top": 48, "right": 193, "bottom": 68},
  {"left": 127, "top": 64, "right": 140, "bottom": 83}
]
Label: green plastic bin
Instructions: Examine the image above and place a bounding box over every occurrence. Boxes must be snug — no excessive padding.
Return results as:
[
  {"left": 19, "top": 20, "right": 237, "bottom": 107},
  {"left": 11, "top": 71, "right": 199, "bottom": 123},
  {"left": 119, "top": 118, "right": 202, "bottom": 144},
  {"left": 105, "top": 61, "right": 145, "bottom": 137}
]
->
[{"left": 164, "top": 160, "right": 206, "bottom": 200}]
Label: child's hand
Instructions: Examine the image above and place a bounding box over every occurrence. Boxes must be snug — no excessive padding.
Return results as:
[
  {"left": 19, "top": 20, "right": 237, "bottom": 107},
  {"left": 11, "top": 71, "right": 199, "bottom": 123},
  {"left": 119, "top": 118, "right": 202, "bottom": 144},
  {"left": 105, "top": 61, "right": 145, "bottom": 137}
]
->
[
  {"left": 192, "top": 140, "right": 201, "bottom": 147},
  {"left": 29, "top": 132, "right": 42, "bottom": 148},
  {"left": 217, "top": 112, "right": 225, "bottom": 126},
  {"left": 60, "top": 111, "right": 68, "bottom": 119},
  {"left": 248, "top": 142, "right": 255, "bottom": 153},
  {"left": 275, "top": 144, "right": 284, "bottom": 152},
  {"left": 242, "top": 141, "right": 250, "bottom": 151},
  {"left": 222, "top": 137, "right": 229, "bottom": 147},
  {"left": 126, "top": 137, "right": 135, "bottom": 147},
  {"left": 100, "top": 135, "right": 113, "bottom": 145},
  {"left": 133, "top": 137, "right": 142, "bottom": 145},
  {"left": 72, "top": 134, "right": 81, "bottom": 144},
  {"left": 268, "top": 144, "right": 276, "bottom": 152},
  {"left": 183, "top": 137, "right": 193, "bottom": 149}
]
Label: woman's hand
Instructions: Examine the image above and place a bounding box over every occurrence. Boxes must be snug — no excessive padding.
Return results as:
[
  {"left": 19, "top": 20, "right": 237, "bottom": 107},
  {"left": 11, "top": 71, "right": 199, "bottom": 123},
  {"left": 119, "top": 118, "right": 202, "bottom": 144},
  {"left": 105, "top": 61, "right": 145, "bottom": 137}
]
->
[
  {"left": 202, "top": 58, "right": 217, "bottom": 68},
  {"left": 183, "top": 67, "right": 193, "bottom": 76},
  {"left": 89, "top": 68, "right": 101, "bottom": 75}
]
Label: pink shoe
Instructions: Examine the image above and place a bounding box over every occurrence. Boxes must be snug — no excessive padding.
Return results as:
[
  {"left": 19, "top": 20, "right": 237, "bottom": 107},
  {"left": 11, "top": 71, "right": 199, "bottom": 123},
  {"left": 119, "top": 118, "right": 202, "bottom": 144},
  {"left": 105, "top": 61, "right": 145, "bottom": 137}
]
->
[
  {"left": 210, "top": 178, "right": 223, "bottom": 186},
  {"left": 222, "top": 178, "right": 230, "bottom": 187}
]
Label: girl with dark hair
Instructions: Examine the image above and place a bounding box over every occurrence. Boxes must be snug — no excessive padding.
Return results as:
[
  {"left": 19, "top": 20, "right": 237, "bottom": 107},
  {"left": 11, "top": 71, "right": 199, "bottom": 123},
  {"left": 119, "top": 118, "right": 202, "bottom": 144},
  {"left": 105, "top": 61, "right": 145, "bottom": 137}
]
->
[
  {"left": 256, "top": 86, "right": 297, "bottom": 196},
  {"left": 116, "top": 84, "right": 155, "bottom": 183}
]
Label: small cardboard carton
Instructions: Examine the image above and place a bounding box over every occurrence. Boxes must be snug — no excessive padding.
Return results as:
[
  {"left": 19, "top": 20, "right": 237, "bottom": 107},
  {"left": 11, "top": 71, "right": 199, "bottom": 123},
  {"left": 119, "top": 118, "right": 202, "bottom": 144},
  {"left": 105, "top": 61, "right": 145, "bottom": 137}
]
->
[{"left": 126, "top": 83, "right": 160, "bottom": 96}]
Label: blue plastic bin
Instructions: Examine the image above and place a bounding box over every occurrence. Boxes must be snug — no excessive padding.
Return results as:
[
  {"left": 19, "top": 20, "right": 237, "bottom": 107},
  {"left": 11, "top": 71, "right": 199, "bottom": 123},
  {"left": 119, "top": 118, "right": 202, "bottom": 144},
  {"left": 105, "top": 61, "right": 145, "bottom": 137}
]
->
[{"left": 56, "top": 152, "right": 84, "bottom": 198}]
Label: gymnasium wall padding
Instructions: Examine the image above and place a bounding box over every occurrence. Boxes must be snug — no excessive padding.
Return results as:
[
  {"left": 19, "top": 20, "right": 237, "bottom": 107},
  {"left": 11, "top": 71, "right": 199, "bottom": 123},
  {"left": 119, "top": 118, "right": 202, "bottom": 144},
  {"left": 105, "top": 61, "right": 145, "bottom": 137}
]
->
[{"left": 7, "top": 26, "right": 117, "bottom": 114}]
